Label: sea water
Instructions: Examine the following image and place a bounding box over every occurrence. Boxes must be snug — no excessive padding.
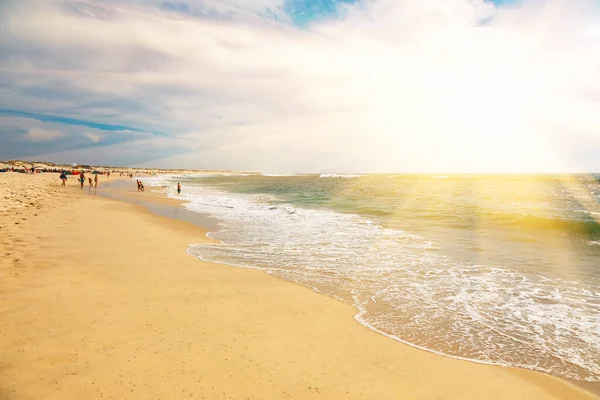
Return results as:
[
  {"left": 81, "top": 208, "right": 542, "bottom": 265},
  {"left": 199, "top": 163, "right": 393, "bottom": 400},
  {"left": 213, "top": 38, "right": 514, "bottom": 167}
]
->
[{"left": 145, "top": 173, "right": 600, "bottom": 383}]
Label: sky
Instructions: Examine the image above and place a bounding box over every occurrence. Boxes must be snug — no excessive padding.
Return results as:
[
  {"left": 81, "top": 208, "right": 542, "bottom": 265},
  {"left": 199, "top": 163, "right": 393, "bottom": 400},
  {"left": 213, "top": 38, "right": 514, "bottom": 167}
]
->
[{"left": 0, "top": 0, "right": 599, "bottom": 173}]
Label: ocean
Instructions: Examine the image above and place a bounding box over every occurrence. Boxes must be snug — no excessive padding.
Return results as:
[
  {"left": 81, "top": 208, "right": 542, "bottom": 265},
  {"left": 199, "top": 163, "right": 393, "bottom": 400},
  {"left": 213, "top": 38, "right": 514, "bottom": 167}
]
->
[{"left": 146, "top": 173, "right": 600, "bottom": 383}]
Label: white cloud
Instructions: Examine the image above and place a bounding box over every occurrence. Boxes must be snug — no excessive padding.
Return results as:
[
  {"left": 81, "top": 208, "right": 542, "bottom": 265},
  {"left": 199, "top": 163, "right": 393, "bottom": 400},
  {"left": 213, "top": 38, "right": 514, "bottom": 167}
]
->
[
  {"left": 24, "top": 128, "right": 66, "bottom": 142},
  {"left": 83, "top": 132, "right": 101, "bottom": 143},
  {"left": 1, "top": 0, "right": 599, "bottom": 172}
]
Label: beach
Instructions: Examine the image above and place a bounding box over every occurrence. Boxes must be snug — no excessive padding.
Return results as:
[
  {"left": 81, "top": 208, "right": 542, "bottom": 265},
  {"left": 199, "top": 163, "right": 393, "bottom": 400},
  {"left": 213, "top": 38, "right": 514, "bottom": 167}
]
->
[{"left": 0, "top": 172, "right": 598, "bottom": 400}]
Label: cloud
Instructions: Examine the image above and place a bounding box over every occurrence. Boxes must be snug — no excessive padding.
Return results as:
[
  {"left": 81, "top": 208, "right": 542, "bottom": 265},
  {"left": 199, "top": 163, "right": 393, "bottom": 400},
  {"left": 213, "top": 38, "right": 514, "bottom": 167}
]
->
[
  {"left": 83, "top": 132, "right": 101, "bottom": 143},
  {"left": 0, "top": 115, "right": 159, "bottom": 160},
  {"left": 24, "top": 128, "right": 66, "bottom": 142},
  {"left": 0, "top": 0, "right": 599, "bottom": 172}
]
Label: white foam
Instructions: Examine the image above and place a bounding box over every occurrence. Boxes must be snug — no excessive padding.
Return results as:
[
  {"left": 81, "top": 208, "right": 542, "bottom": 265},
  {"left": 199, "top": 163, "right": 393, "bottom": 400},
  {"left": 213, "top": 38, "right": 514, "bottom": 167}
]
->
[
  {"left": 319, "top": 173, "right": 361, "bottom": 178},
  {"left": 150, "top": 175, "right": 600, "bottom": 382},
  {"left": 260, "top": 173, "right": 298, "bottom": 177}
]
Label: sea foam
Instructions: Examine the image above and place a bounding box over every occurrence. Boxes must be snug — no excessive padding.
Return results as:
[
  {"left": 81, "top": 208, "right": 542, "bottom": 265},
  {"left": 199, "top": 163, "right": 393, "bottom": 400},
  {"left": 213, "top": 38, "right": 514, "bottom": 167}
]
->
[{"left": 319, "top": 173, "right": 361, "bottom": 178}]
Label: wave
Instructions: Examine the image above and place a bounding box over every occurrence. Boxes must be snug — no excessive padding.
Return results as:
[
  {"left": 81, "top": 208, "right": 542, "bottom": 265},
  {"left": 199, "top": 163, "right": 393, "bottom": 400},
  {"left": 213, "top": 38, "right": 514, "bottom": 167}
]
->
[
  {"left": 389, "top": 207, "right": 600, "bottom": 237},
  {"left": 319, "top": 173, "right": 361, "bottom": 178},
  {"left": 506, "top": 214, "right": 600, "bottom": 237},
  {"left": 260, "top": 173, "right": 297, "bottom": 177}
]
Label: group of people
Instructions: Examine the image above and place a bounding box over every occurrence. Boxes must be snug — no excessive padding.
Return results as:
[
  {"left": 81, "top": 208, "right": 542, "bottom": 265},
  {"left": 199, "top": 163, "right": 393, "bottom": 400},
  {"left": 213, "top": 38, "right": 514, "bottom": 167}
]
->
[
  {"left": 59, "top": 171, "right": 99, "bottom": 188},
  {"left": 59, "top": 170, "right": 182, "bottom": 195},
  {"left": 78, "top": 173, "right": 98, "bottom": 188}
]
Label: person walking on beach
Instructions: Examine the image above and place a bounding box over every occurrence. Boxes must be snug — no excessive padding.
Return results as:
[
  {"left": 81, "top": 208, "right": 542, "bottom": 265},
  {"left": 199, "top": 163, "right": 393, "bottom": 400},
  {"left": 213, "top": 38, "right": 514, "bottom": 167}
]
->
[
  {"left": 88, "top": 177, "right": 93, "bottom": 187},
  {"left": 79, "top": 173, "right": 85, "bottom": 188},
  {"left": 177, "top": 183, "right": 181, "bottom": 194},
  {"left": 94, "top": 174, "right": 98, "bottom": 188},
  {"left": 60, "top": 171, "right": 67, "bottom": 187}
]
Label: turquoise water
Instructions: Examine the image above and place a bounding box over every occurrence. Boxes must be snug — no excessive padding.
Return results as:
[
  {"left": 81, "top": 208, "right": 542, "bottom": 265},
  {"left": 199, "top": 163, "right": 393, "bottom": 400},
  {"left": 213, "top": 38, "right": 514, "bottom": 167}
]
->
[{"left": 148, "top": 173, "right": 600, "bottom": 382}]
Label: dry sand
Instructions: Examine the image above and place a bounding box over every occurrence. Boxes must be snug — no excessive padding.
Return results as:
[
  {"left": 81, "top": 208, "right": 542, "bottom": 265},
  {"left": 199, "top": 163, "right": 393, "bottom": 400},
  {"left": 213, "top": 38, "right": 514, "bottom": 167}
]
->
[{"left": 0, "top": 172, "right": 598, "bottom": 400}]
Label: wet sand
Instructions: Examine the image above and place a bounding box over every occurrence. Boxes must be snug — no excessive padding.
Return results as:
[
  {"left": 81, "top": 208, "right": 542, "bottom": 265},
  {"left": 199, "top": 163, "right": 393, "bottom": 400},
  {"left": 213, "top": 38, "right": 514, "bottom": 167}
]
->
[{"left": 92, "top": 178, "right": 220, "bottom": 232}]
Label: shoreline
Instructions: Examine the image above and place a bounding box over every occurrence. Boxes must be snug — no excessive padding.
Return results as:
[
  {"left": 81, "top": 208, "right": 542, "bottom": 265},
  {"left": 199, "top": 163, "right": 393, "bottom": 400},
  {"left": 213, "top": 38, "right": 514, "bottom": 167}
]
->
[
  {"left": 1, "top": 172, "right": 598, "bottom": 399},
  {"left": 117, "top": 174, "right": 600, "bottom": 397},
  {"left": 99, "top": 174, "right": 600, "bottom": 397},
  {"left": 133, "top": 174, "right": 600, "bottom": 396}
]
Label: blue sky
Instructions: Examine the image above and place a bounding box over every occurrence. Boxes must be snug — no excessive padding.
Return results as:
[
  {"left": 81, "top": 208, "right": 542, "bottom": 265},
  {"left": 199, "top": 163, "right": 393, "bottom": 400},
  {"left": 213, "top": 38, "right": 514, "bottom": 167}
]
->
[
  {"left": 0, "top": 109, "right": 151, "bottom": 134},
  {"left": 1, "top": 0, "right": 599, "bottom": 172}
]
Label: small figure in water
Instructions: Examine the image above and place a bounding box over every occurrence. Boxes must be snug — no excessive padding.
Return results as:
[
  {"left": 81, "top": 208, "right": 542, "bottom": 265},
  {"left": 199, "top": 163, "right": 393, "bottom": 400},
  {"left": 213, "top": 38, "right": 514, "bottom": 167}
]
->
[
  {"left": 88, "top": 177, "right": 93, "bottom": 187},
  {"left": 60, "top": 171, "right": 67, "bottom": 187},
  {"left": 94, "top": 174, "right": 98, "bottom": 188},
  {"left": 177, "top": 183, "right": 181, "bottom": 194}
]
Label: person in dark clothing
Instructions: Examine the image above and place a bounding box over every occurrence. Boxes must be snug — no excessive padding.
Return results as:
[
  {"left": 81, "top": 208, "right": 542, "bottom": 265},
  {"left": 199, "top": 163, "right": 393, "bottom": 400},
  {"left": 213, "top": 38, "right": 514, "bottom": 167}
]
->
[{"left": 60, "top": 171, "right": 67, "bottom": 187}]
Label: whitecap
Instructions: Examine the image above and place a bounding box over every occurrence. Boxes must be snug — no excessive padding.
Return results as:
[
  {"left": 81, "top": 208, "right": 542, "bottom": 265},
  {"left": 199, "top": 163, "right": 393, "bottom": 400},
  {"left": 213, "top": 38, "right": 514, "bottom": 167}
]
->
[{"left": 319, "top": 173, "right": 361, "bottom": 178}]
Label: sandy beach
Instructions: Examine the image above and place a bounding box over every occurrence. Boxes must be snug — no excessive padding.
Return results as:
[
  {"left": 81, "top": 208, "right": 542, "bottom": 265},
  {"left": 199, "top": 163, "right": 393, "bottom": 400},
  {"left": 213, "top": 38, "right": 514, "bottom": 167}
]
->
[{"left": 1, "top": 172, "right": 598, "bottom": 400}]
